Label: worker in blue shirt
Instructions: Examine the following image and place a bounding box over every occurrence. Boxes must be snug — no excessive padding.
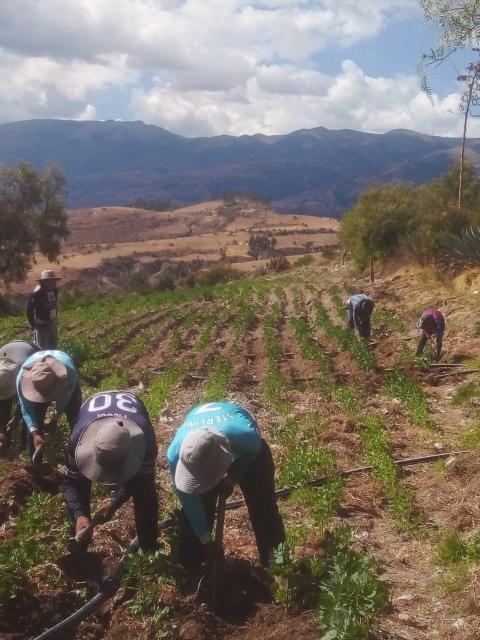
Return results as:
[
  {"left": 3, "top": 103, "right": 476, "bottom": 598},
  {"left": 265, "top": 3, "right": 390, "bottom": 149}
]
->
[
  {"left": 345, "top": 294, "right": 375, "bottom": 339},
  {"left": 167, "top": 401, "right": 285, "bottom": 568},
  {"left": 62, "top": 391, "right": 159, "bottom": 552},
  {"left": 16, "top": 350, "right": 82, "bottom": 462}
]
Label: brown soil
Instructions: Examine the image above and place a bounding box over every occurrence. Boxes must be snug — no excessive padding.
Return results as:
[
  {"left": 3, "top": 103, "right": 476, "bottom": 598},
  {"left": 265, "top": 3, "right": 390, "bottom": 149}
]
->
[{"left": 4, "top": 260, "right": 480, "bottom": 640}]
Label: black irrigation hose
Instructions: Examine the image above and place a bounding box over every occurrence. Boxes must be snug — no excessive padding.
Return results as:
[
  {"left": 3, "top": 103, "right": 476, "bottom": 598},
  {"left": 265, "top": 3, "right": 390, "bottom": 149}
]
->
[{"left": 31, "top": 449, "right": 467, "bottom": 640}]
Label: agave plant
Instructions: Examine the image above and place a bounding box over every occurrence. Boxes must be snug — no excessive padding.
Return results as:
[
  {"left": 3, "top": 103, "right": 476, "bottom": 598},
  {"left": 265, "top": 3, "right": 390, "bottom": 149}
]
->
[{"left": 445, "top": 225, "right": 480, "bottom": 266}]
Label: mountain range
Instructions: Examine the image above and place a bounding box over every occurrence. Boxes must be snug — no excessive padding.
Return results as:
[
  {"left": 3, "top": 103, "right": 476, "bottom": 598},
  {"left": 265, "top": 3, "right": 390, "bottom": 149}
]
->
[{"left": 0, "top": 119, "right": 476, "bottom": 217}]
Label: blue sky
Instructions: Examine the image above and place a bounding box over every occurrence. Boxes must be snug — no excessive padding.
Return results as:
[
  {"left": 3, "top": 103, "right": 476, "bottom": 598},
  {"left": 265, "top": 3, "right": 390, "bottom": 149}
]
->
[{"left": 0, "top": 1, "right": 477, "bottom": 137}]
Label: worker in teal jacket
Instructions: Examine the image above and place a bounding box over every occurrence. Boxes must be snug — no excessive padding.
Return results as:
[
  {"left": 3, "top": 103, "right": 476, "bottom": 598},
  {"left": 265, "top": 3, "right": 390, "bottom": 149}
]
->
[
  {"left": 16, "top": 350, "right": 82, "bottom": 462},
  {"left": 167, "top": 401, "right": 285, "bottom": 567}
]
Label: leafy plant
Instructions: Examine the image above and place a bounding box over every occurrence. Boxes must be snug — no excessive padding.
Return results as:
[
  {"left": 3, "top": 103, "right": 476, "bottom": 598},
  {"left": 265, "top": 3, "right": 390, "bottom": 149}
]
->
[
  {"left": 271, "top": 526, "right": 389, "bottom": 640},
  {"left": 0, "top": 492, "right": 68, "bottom": 602}
]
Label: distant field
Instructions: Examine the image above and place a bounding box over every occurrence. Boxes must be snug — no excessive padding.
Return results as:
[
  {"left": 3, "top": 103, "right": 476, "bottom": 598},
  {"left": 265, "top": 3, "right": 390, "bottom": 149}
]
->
[{"left": 17, "top": 200, "right": 339, "bottom": 291}]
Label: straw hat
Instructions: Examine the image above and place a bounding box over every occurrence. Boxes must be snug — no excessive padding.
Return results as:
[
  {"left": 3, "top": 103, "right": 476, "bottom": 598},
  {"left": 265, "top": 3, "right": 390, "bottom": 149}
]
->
[
  {"left": 174, "top": 428, "right": 234, "bottom": 495},
  {"left": 75, "top": 417, "right": 146, "bottom": 485},
  {"left": 0, "top": 358, "right": 18, "bottom": 400},
  {"left": 20, "top": 356, "right": 68, "bottom": 403},
  {"left": 37, "top": 270, "right": 61, "bottom": 281}
]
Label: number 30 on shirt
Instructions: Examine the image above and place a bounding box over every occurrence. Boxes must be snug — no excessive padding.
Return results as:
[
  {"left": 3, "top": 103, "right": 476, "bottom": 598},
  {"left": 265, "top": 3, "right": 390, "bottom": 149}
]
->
[{"left": 87, "top": 392, "right": 138, "bottom": 414}]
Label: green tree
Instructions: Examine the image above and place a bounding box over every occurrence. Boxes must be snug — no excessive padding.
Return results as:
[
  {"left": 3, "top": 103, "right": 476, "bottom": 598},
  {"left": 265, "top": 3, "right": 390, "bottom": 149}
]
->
[
  {"left": 0, "top": 162, "right": 68, "bottom": 292},
  {"left": 340, "top": 184, "right": 415, "bottom": 271},
  {"left": 419, "top": 1, "right": 480, "bottom": 81}
]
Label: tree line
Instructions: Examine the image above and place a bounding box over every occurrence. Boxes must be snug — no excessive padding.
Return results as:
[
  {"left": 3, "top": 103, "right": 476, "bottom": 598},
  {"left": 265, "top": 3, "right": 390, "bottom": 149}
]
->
[{"left": 340, "top": 163, "right": 480, "bottom": 272}]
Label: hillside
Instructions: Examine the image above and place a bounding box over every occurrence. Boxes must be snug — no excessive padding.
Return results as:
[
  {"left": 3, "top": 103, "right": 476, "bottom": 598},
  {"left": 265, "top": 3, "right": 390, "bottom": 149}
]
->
[
  {"left": 2, "top": 261, "right": 480, "bottom": 639},
  {"left": 17, "top": 200, "right": 339, "bottom": 292},
  {"left": 0, "top": 119, "right": 474, "bottom": 216}
]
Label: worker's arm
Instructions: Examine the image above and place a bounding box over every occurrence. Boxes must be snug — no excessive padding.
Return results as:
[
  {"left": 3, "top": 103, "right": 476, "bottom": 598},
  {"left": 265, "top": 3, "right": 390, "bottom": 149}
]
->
[
  {"left": 176, "top": 489, "right": 211, "bottom": 543},
  {"left": 63, "top": 469, "right": 92, "bottom": 521}
]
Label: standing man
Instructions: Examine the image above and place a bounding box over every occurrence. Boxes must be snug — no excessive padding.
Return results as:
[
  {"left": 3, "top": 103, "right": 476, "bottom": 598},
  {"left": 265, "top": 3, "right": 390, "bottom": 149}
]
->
[
  {"left": 0, "top": 340, "right": 39, "bottom": 451},
  {"left": 27, "top": 270, "right": 61, "bottom": 350},
  {"left": 167, "top": 401, "right": 285, "bottom": 568},
  {"left": 416, "top": 307, "right": 445, "bottom": 361},
  {"left": 62, "top": 390, "right": 159, "bottom": 552},
  {"left": 345, "top": 293, "right": 375, "bottom": 340},
  {"left": 17, "top": 350, "right": 81, "bottom": 461}
]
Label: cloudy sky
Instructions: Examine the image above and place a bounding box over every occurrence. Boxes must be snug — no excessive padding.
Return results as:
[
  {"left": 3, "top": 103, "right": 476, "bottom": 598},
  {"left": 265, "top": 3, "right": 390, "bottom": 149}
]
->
[{"left": 0, "top": 0, "right": 476, "bottom": 137}]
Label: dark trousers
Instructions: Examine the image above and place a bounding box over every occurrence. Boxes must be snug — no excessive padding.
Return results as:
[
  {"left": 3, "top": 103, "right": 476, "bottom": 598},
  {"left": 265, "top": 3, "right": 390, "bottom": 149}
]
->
[
  {"left": 126, "top": 472, "right": 159, "bottom": 552},
  {"left": 416, "top": 333, "right": 443, "bottom": 361},
  {"left": 0, "top": 398, "right": 26, "bottom": 451},
  {"left": 346, "top": 308, "right": 371, "bottom": 339},
  {"left": 26, "top": 382, "right": 83, "bottom": 461},
  {"left": 178, "top": 440, "right": 285, "bottom": 567}
]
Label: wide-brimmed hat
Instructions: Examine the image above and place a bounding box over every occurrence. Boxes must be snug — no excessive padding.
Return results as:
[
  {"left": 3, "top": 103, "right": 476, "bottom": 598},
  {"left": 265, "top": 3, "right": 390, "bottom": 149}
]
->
[
  {"left": 175, "top": 428, "right": 234, "bottom": 495},
  {"left": 37, "top": 269, "right": 61, "bottom": 281},
  {"left": 20, "top": 356, "right": 68, "bottom": 403},
  {"left": 75, "top": 417, "right": 146, "bottom": 485},
  {"left": 0, "top": 357, "right": 18, "bottom": 400}
]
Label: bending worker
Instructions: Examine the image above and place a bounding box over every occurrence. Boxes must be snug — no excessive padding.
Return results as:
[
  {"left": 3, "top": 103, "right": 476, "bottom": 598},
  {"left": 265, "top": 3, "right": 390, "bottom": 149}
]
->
[
  {"left": 26, "top": 269, "right": 61, "bottom": 350},
  {"left": 0, "top": 339, "right": 39, "bottom": 451},
  {"left": 345, "top": 293, "right": 374, "bottom": 340},
  {"left": 62, "top": 390, "right": 159, "bottom": 552},
  {"left": 416, "top": 307, "right": 445, "bottom": 361},
  {"left": 17, "top": 349, "right": 81, "bottom": 461},
  {"left": 167, "top": 401, "right": 285, "bottom": 568}
]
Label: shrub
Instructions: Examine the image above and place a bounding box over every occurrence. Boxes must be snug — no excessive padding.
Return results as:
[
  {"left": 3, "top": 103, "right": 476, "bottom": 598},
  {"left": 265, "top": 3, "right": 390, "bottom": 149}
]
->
[{"left": 197, "top": 262, "right": 242, "bottom": 285}]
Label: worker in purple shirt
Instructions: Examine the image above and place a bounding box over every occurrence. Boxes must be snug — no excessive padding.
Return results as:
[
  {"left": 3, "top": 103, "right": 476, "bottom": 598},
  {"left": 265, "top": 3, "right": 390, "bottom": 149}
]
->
[
  {"left": 62, "top": 391, "right": 158, "bottom": 552},
  {"left": 345, "top": 294, "right": 375, "bottom": 339},
  {"left": 416, "top": 307, "right": 445, "bottom": 361},
  {"left": 0, "top": 340, "right": 39, "bottom": 451},
  {"left": 16, "top": 350, "right": 82, "bottom": 462},
  {"left": 167, "top": 401, "right": 285, "bottom": 568}
]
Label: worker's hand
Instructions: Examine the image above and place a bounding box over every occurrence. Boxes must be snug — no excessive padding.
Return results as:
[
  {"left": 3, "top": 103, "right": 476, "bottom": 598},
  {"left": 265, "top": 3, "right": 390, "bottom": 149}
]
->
[
  {"left": 93, "top": 500, "right": 115, "bottom": 525},
  {"left": 75, "top": 515, "right": 91, "bottom": 537},
  {"left": 4, "top": 418, "right": 16, "bottom": 433},
  {"left": 31, "top": 430, "right": 44, "bottom": 449}
]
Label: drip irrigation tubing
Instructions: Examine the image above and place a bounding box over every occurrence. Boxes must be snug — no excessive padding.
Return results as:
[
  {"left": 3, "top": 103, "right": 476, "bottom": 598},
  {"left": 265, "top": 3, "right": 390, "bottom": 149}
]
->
[{"left": 31, "top": 448, "right": 467, "bottom": 640}]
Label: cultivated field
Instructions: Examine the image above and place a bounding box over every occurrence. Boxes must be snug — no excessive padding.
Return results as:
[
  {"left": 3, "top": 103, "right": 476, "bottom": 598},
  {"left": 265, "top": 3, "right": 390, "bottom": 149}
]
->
[
  {"left": 2, "top": 260, "right": 480, "bottom": 640},
  {"left": 17, "top": 200, "right": 339, "bottom": 293}
]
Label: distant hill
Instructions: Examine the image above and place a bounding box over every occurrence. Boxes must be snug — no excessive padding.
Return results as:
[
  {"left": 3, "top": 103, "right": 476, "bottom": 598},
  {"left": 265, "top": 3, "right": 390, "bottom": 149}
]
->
[{"left": 0, "top": 119, "right": 475, "bottom": 217}]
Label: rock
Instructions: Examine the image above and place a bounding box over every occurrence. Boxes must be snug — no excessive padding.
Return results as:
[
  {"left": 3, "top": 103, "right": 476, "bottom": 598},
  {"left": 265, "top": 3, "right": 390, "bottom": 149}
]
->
[
  {"left": 398, "top": 613, "right": 410, "bottom": 622},
  {"left": 395, "top": 593, "right": 415, "bottom": 603},
  {"left": 452, "top": 618, "right": 465, "bottom": 630}
]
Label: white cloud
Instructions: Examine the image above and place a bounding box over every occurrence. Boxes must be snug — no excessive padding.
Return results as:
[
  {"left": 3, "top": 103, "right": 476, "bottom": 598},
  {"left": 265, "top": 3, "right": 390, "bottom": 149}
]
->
[
  {"left": 1, "top": 0, "right": 466, "bottom": 139},
  {"left": 131, "top": 60, "right": 470, "bottom": 138}
]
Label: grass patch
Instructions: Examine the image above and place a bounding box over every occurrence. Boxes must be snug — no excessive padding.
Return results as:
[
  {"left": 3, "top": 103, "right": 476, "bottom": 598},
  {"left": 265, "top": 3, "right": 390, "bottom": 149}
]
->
[
  {"left": 142, "top": 363, "right": 185, "bottom": 419},
  {"left": 461, "top": 424, "right": 480, "bottom": 448},
  {"left": 314, "top": 300, "right": 374, "bottom": 372},
  {"left": 360, "top": 415, "right": 420, "bottom": 530},
  {"left": 0, "top": 493, "right": 68, "bottom": 602},
  {"left": 385, "top": 366, "right": 432, "bottom": 429},
  {"left": 201, "top": 357, "right": 233, "bottom": 402},
  {"left": 453, "top": 382, "right": 480, "bottom": 406}
]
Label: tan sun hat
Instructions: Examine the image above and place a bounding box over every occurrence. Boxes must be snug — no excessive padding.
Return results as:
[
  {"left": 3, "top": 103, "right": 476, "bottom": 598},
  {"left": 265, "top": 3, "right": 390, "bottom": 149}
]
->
[
  {"left": 75, "top": 417, "right": 146, "bottom": 485},
  {"left": 37, "top": 269, "right": 61, "bottom": 281},
  {"left": 175, "top": 428, "right": 234, "bottom": 495},
  {"left": 0, "top": 358, "right": 18, "bottom": 401},
  {"left": 20, "top": 356, "right": 68, "bottom": 403}
]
